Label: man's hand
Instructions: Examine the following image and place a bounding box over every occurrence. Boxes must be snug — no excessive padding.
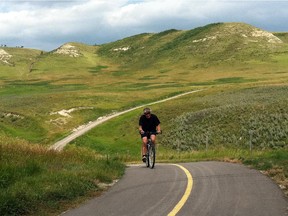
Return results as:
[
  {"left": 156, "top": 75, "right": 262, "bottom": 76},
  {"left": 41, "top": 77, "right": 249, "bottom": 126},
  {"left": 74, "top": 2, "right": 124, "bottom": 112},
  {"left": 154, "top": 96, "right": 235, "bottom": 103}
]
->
[{"left": 139, "top": 130, "right": 144, "bottom": 134}]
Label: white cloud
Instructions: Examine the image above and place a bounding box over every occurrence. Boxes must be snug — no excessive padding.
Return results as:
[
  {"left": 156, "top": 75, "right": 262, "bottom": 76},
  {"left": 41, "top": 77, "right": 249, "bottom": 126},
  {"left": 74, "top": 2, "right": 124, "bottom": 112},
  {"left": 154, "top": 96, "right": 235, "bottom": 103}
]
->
[{"left": 0, "top": 0, "right": 287, "bottom": 50}]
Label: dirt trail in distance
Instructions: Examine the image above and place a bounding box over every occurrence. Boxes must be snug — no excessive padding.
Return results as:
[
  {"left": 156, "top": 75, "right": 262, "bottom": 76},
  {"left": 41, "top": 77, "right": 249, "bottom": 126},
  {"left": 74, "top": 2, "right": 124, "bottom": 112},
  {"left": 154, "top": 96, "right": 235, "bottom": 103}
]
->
[{"left": 49, "top": 90, "right": 202, "bottom": 151}]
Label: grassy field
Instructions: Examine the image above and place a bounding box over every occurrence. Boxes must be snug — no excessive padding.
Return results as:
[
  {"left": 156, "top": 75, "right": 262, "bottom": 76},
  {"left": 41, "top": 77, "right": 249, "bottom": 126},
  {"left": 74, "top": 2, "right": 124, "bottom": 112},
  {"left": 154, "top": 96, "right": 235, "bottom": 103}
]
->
[
  {"left": 0, "top": 137, "right": 125, "bottom": 215},
  {"left": 0, "top": 22, "right": 288, "bottom": 215}
]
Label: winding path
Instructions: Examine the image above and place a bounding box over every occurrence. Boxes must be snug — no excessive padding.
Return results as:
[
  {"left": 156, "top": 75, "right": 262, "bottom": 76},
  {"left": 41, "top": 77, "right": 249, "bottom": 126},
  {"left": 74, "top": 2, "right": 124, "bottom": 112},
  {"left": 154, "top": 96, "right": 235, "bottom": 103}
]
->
[
  {"left": 49, "top": 90, "right": 202, "bottom": 151},
  {"left": 62, "top": 162, "right": 288, "bottom": 216}
]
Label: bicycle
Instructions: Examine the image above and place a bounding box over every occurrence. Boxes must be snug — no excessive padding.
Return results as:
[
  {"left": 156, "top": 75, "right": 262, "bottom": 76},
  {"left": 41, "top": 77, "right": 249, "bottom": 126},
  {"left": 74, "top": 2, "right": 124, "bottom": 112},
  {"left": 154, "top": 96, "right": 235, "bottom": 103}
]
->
[{"left": 143, "top": 131, "right": 161, "bottom": 169}]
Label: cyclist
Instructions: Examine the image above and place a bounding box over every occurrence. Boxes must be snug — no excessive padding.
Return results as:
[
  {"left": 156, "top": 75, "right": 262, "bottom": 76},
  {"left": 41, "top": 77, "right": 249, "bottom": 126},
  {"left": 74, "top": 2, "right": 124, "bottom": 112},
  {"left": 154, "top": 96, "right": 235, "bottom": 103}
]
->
[{"left": 139, "top": 107, "right": 161, "bottom": 162}]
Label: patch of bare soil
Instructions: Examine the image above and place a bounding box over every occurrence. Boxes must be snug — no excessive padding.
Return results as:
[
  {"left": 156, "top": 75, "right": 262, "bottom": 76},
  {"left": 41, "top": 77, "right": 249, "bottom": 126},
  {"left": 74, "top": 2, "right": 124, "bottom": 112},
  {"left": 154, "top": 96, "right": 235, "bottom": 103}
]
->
[
  {"left": 54, "top": 44, "right": 81, "bottom": 57},
  {"left": 0, "top": 49, "right": 12, "bottom": 65},
  {"left": 261, "top": 167, "right": 288, "bottom": 197}
]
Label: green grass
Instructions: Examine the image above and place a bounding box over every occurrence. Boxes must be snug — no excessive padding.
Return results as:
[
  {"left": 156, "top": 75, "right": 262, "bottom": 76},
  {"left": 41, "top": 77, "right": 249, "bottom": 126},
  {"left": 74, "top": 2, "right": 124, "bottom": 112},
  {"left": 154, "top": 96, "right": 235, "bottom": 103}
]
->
[
  {"left": 0, "top": 47, "right": 43, "bottom": 78},
  {"left": 0, "top": 112, "right": 46, "bottom": 142},
  {"left": 274, "top": 32, "right": 288, "bottom": 43},
  {"left": 161, "top": 86, "right": 288, "bottom": 151},
  {"left": 243, "top": 150, "right": 288, "bottom": 175},
  {"left": 70, "top": 85, "right": 288, "bottom": 156},
  {"left": 0, "top": 138, "right": 125, "bottom": 216}
]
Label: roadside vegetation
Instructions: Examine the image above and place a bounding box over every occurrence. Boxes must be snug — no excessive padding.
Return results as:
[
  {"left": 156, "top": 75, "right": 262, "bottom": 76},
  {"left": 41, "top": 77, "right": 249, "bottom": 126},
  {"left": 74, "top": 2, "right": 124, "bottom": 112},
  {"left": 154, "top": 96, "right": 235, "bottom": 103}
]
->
[
  {"left": 0, "top": 22, "right": 287, "bottom": 215},
  {"left": 0, "top": 137, "right": 125, "bottom": 216},
  {"left": 162, "top": 86, "right": 288, "bottom": 151}
]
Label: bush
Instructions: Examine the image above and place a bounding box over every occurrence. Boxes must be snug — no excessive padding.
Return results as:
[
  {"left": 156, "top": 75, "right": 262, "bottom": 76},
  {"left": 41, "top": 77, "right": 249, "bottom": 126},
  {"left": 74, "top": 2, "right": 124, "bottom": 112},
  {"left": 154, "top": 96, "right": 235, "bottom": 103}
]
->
[{"left": 162, "top": 86, "right": 288, "bottom": 151}]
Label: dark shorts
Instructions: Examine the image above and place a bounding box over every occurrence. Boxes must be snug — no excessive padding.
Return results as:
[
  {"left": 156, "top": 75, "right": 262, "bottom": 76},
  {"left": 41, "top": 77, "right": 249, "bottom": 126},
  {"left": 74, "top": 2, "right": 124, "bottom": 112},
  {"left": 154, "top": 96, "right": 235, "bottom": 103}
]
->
[{"left": 140, "top": 131, "right": 157, "bottom": 139}]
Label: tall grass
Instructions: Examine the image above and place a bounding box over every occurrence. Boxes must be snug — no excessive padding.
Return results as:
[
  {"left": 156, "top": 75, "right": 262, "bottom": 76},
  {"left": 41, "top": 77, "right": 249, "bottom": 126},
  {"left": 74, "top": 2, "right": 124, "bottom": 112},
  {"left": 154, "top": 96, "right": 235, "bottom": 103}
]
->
[
  {"left": 161, "top": 86, "right": 288, "bottom": 150},
  {"left": 0, "top": 136, "right": 125, "bottom": 216}
]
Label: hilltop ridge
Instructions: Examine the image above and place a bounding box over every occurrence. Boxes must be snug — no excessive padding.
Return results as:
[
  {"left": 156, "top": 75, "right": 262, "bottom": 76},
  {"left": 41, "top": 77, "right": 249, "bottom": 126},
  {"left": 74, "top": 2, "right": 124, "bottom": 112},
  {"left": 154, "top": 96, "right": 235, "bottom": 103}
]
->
[
  {"left": 98, "top": 22, "right": 286, "bottom": 67},
  {"left": 1, "top": 22, "right": 288, "bottom": 74}
]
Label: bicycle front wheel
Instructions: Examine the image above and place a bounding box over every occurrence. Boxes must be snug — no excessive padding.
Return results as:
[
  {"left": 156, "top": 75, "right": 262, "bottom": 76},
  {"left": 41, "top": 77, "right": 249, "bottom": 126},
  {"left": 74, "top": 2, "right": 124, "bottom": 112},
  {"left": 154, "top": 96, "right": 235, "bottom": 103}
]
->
[
  {"left": 148, "top": 145, "right": 155, "bottom": 169},
  {"left": 145, "top": 152, "right": 150, "bottom": 167}
]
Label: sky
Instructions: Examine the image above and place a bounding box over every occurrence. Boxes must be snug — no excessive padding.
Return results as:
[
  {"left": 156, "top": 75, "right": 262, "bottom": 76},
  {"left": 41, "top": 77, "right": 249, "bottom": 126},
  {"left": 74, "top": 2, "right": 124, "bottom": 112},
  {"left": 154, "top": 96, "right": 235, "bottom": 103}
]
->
[{"left": 0, "top": 0, "right": 288, "bottom": 51}]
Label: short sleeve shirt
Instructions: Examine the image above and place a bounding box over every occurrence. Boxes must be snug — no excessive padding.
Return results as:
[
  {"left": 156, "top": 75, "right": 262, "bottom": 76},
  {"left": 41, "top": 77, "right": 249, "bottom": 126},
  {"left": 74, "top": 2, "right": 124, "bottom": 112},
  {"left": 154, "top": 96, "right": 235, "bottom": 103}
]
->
[{"left": 139, "top": 114, "right": 160, "bottom": 132}]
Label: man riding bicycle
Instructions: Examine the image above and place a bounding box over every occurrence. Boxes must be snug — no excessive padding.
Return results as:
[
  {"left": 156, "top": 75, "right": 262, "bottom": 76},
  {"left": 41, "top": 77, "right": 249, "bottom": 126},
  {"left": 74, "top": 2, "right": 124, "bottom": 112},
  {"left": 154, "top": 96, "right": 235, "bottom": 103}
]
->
[{"left": 139, "top": 107, "right": 161, "bottom": 162}]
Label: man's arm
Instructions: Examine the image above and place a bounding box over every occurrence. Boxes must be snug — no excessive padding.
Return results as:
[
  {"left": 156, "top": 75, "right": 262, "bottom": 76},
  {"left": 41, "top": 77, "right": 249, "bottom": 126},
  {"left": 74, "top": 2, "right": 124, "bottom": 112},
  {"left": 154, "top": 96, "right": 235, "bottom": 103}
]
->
[
  {"left": 139, "top": 116, "right": 144, "bottom": 134},
  {"left": 139, "top": 125, "right": 144, "bottom": 134},
  {"left": 156, "top": 124, "right": 161, "bottom": 133}
]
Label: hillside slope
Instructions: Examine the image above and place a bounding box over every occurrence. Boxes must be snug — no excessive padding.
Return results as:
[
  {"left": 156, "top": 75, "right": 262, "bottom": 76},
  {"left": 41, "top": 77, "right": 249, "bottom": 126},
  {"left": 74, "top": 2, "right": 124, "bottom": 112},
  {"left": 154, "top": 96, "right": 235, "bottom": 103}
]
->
[
  {"left": 0, "top": 22, "right": 288, "bottom": 145},
  {"left": 0, "top": 47, "right": 43, "bottom": 81},
  {"left": 98, "top": 22, "right": 286, "bottom": 68},
  {"left": 1, "top": 22, "right": 287, "bottom": 77}
]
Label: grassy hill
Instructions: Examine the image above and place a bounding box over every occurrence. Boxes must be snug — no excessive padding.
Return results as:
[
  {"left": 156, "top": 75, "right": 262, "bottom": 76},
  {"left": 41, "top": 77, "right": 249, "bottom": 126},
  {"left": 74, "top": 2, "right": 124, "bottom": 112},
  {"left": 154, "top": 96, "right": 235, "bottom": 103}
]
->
[
  {"left": 99, "top": 22, "right": 285, "bottom": 66},
  {"left": 98, "top": 22, "right": 288, "bottom": 91},
  {"left": 274, "top": 32, "right": 288, "bottom": 43},
  {"left": 0, "top": 22, "right": 287, "bottom": 215},
  {"left": 0, "top": 47, "right": 43, "bottom": 79}
]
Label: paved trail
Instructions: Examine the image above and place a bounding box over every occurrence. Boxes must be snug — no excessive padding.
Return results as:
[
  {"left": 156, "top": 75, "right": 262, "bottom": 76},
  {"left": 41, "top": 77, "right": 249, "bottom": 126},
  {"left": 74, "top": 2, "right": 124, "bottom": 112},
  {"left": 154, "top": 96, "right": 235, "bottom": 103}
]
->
[
  {"left": 49, "top": 90, "right": 201, "bottom": 151},
  {"left": 62, "top": 162, "right": 288, "bottom": 216}
]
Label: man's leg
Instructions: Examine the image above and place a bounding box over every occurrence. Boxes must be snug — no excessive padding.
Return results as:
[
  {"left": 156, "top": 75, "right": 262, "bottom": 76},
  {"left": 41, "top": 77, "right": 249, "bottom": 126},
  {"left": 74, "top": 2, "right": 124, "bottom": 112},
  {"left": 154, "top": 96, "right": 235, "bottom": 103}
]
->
[
  {"left": 150, "top": 134, "right": 156, "bottom": 145},
  {"left": 142, "top": 136, "right": 148, "bottom": 159}
]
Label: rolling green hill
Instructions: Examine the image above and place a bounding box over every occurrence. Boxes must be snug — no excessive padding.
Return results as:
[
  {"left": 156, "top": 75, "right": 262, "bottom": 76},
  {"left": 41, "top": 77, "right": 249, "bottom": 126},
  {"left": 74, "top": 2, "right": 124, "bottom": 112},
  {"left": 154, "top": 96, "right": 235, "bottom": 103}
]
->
[
  {"left": 0, "top": 22, "right": 287, "bottom": 215},
  {"left": 1, "top": 22, "right": 287, "bottom": 146},
  {"left": 1, "top": 21, "right": 287, "bottom": 157},
  {"left": 0, "top": 47, "right": 43, "bottom": 79},
  {"left": 98, "top": 22, "right": 286, "bottom": 66}
]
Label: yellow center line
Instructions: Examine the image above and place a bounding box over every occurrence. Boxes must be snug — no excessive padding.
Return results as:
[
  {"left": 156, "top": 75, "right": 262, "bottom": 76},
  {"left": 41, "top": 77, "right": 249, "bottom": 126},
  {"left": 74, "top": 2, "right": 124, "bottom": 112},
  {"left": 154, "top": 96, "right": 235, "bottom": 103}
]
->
[{"left": 168, "top": 164, "right": 193, "bottom": 216}]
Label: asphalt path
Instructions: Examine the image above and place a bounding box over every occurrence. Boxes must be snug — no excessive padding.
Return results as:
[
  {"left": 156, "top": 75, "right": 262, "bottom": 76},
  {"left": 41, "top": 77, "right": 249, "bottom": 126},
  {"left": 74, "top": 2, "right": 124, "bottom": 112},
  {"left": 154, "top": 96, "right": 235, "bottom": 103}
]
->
[{"left": 62, "top": 162, "right": 287, "bottom": 216}]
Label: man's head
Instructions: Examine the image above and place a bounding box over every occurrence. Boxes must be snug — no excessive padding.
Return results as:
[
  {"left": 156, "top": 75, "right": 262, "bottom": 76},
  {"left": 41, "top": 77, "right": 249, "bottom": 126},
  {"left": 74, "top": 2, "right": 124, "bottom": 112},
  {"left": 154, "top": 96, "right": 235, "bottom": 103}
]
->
[{"left": 143, "top": 107, "right": 151, "bottom": 118}]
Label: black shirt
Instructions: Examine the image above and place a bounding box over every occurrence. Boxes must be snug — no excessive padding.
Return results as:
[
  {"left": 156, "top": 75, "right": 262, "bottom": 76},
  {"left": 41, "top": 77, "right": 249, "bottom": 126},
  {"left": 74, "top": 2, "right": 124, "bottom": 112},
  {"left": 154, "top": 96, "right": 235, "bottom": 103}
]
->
[{"left": 139, "top": 114, "right": 160, "bottom": 132}]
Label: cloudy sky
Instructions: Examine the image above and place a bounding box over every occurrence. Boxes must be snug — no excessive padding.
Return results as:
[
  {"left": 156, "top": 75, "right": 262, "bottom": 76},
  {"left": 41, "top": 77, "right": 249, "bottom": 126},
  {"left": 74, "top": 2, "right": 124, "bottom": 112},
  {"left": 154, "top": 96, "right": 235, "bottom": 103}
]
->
[{"left": 0, "top": 0, "right": 287, "bottom": 51}]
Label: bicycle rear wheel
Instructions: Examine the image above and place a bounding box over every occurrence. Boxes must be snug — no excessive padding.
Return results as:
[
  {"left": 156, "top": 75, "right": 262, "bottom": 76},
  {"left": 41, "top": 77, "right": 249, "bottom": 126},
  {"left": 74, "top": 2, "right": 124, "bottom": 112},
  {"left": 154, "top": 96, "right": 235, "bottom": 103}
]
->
[{"left": 148, "top": 144, "right": 155, "bottom": 169}]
